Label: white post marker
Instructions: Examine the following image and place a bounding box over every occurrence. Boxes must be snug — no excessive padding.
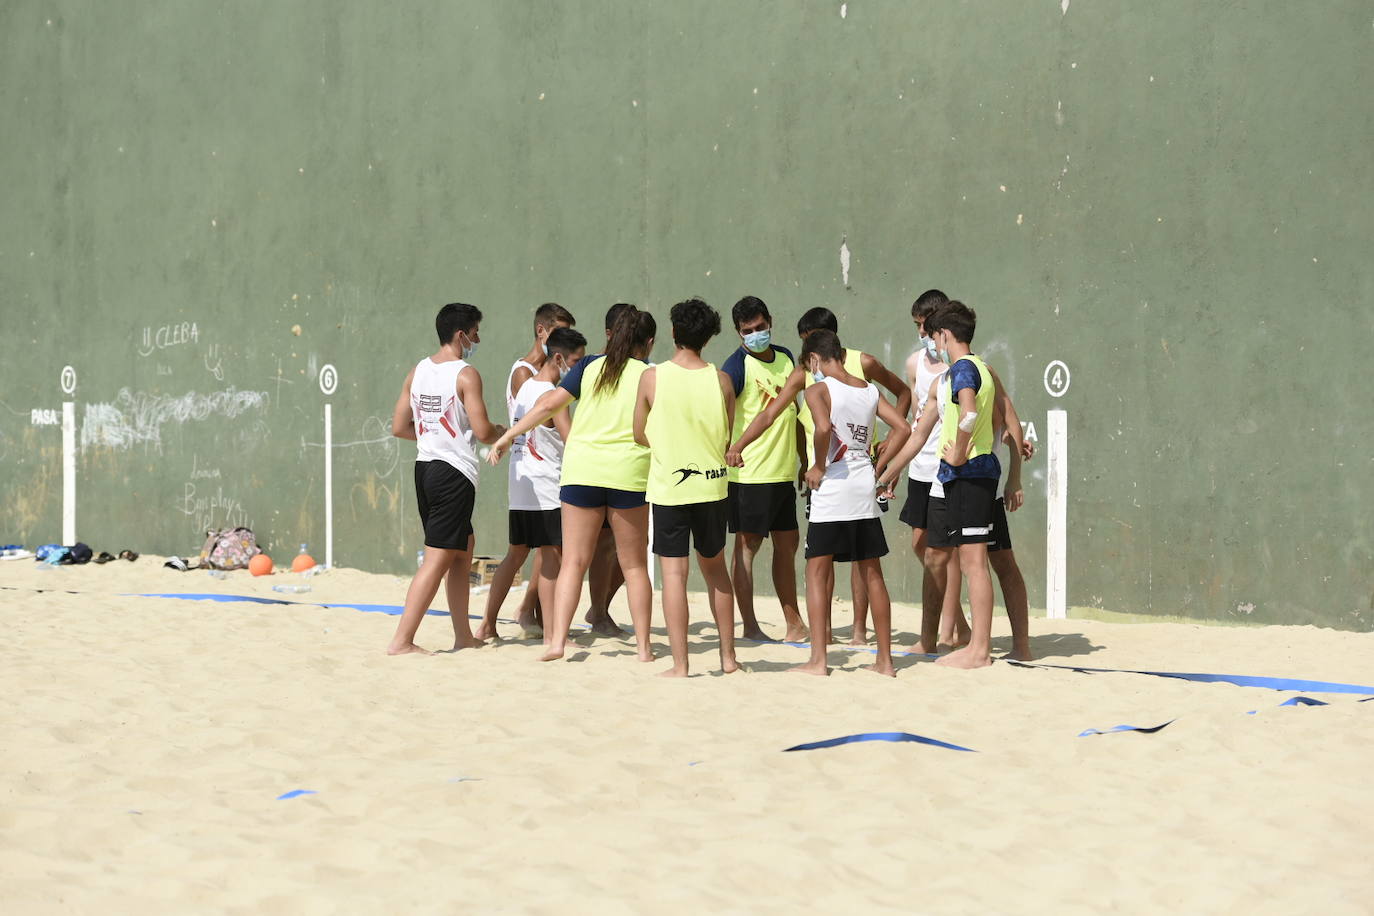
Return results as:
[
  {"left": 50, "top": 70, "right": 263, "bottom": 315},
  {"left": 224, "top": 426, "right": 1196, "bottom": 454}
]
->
[
  {"left": 1043, "top": 359, "right": 1071, "bottom": 620},
  {"left": 319, "top": 364, "right": 338, "bottom": 569},
  {"left": 60, "top": 365, "right": 77, "bottom": 545}
]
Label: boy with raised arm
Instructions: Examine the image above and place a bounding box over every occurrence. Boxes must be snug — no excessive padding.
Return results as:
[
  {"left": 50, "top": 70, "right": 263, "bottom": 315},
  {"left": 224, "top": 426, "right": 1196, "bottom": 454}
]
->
[
  {"left": 475, "top": 302, "right": 577, "bottom": 641},
  {"left": 880, "top": 301, "right": 999, "bottom": 667},
  {"left": 727, "top": 306, "right": 910, "bottom": 644},
  {"left": 720, "top": 296, "right": 809, "bottom": 643},
  {"left": 633, "top": 299, "right": 740, "bottom": 676},
  {"left": 477, "top": 327, "right": 587, "bottom": 643},
  {"left": 790, "top": 330, "right": 909, "bottom": 677},
  {"left": 387, "top": 303, "right": 507, "bottom": 655}
]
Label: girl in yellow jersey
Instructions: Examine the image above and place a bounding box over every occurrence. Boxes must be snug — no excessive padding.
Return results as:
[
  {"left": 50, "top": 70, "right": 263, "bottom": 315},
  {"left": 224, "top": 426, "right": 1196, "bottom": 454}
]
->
[
  {"left": 632, "top": 299, "right": 740, "bottom": 677},
  {"left": 489, "top": 307, "right": 658, "bottom": 663}
]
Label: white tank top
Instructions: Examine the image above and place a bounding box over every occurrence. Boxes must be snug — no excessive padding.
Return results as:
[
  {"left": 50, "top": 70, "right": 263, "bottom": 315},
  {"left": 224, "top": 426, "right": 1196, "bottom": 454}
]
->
[
  {"left": 506, "top": 359, "right": 537, "bottom": 422},
  {"left": 908, "top": 353, "right": 948, "bottom": 482},
  {"left": 509, "top": 377, "right": 564, "bottom": 511},
  {"left": 411, "top": 357, "right": 479, "bottom": 486},
  {"left": 930, "top": 375, "right": 949, "bottom": 499},
  {"left": 810, "top": 377, "right": 880, "bottom": 523}
]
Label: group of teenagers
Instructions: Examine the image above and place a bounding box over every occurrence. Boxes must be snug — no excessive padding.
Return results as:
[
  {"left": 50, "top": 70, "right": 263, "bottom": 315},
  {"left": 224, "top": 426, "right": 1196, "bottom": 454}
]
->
[{"left": 386, "top": 291, "right": 1035, "bottom": 676}]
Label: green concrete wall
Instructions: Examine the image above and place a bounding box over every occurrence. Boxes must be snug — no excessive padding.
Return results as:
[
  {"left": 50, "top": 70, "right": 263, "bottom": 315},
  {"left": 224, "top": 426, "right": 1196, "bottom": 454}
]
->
[{"left": 2, "top": 2, "right": 1370, "bottom": 626}]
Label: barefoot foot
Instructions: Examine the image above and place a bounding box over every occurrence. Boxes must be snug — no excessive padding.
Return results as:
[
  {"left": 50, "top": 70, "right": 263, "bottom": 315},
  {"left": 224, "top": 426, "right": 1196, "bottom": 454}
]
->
[
  {"left": 636, "top": 646, "right": 658, "bottom": 663},
  {"left": 783, "top": 626, "right": 809, "bottom": 643},
  {"left": 658, "top": 665, "right": 689, "bottom": 678},
  {"left": 1004, "top": 645, "right": 1035, "bottom": 662},
  {"left": 788, "top": 660, "right": 830, "bottom": 676},
  {"left": 864, "top": 659, "right": 897, "bottom": 677},
  {"left": 585, "top": 608, "right": 629, "bottom": 638},
  {"left": 538, "top": 647, "right": 566, "bottom": 662},
  {"left": 720, "top": 656, "right": 741, "bottom": 674},
  {"left": 386, "top": 643, "right": 433, "bottom": 656},
  {"left": 848, "top": 630, "right": 869, "bottom": 646},
  {"left": 741, "top": 627, "right": 772, "bottom": 642},
  {"left": 936, "top": 646, "right": 992, "bottom": 669}
]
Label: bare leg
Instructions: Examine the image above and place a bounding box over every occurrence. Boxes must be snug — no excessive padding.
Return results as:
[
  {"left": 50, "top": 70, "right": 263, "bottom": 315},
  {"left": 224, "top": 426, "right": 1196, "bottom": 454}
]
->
[
  {"left": 515, "top": 572, "right": 541, "bottom": 633},
  {"left": 387, "top": 545, "right": 458, "bottom": 655},
  {"left": 699, "top": 548, "right": 739, "bottom": 673},
  {"left": 533, "top": 545, "right": 560, "bottom": 645},
  {"left": 937, "top": 547, "right": 971, "bottom": 648},
  {"left": 585, "top": 529, "right": 628, "bottom": 637},
  {"left": 608, "top": 504, "right": 655, "bottom": 662},
  {"left": 658, "top": 554, "right": 691, "bottom": 677},
  {"left": 476, "top": 542, "right": 530, "bottom": 641},
  {"left": 444, "top": 534, "right": 481, "bottom": 651},
  {"left": 858, "top": 558, "right": 895, "bottom": 677},
  {"left": 541, "top": 504, "right": 602, "bottom": 661},
  {"left": 939, "top": 542, "right": 993, "bottom": 668},
  {"left": 849, "top": 562, "right": 870, "bottom": 645},
  {"left": 731, "top": 533, "right": 771, "bottom": 641},
  {"left": 917, "top": 545, "right": 951, "bottom": 655},
  {"left": 990, "top": 549, "right": 1033, "bottom": 661},
  {"left": 770, "top": 528, "right": 807, "bottom": 642},
  {"left": 790, "top": 556, "right": 833, "bottom": 675}
]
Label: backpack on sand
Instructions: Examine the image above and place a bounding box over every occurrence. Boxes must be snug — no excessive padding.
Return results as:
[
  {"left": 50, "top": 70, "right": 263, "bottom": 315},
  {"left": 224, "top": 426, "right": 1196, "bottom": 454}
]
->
[{"left": 199, "top": 527, "right": 261, "bottom": 570}]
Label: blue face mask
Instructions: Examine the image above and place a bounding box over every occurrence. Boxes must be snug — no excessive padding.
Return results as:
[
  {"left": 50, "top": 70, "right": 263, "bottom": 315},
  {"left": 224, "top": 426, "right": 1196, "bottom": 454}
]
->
[
  {"left": 922, "top": 335, "right": 938, "bottom": 358},
  {"left": 743, "top": 329, "right": 771, "bottom": 353},
  {"left": 461, "top": 334, "right": 477, "bottom": 360}
]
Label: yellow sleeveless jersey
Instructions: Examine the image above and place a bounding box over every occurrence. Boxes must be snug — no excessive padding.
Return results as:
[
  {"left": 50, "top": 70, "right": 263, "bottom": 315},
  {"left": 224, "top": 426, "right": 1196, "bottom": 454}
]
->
[
  {"left": 723, "top": 345, "right": 798, "bottom": 484},
  {"left": 559, "top": 355, "right": 651, "bottom": 491},
  {"left": 646, "top": 361, "right": 729, "bottom": 505},
  {"left": 936, "top": 354, "right": 1001, "bottom": 483}
]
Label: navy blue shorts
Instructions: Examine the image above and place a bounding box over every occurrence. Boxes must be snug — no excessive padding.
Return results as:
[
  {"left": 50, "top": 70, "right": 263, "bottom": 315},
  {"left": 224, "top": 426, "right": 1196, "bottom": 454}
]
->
[{"left": 560, "top": 484, "right": 647, "bottom": 510}]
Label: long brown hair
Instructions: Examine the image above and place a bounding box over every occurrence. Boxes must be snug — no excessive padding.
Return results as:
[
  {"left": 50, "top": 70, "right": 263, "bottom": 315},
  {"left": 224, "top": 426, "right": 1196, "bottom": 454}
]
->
[{"left": 594, "top": 306, "right": 656, "bottom": 396}]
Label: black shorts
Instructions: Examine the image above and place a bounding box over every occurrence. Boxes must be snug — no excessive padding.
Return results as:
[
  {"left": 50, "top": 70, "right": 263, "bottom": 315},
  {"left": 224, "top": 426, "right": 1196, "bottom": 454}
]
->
[
  {"left": 727, "top": 481, "right": 798, "bottom": 536},
  {"left": 509, "top": 509, "right": 562, "bottom": 549},
  {"left": 414, "top": 460, "right": 476, "bottom": 550},
  {"left": 898, "top": 477, "right": 934, "bottom": 530},
  {"left": 653, "top": 499, "right": 728, "bottom": 558},
  {"left": 804, "top": 517, "right": 888, "bottom": 562},
  {"left": 987, "top": 497, "right": 1012, "bottom": 552},
  {"left": 927, "top": 477, "right": 997, "bottom": 548}
]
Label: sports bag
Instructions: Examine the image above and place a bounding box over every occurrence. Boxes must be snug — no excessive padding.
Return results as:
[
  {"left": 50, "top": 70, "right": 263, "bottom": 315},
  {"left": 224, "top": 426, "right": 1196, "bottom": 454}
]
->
[{"left": 199, "top": 527, "right": 261, "bottom": 570}]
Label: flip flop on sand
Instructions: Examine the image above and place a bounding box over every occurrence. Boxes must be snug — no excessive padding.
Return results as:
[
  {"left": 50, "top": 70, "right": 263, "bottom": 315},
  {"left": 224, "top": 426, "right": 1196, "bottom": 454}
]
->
[
  {"left": 118, "top": 550, "right": 139, "bottom": 562},
  {"left": 93, "top": 551, "right": 116, "bottom": 564}
]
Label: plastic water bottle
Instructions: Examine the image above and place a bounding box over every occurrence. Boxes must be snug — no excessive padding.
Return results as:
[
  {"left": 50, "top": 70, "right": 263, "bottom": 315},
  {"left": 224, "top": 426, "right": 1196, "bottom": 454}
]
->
[
  {"left": 416, "top": 548, "right": 425, "bottom": 569},
  {"left": 272, "top": 584, "right": 312, "bottom": 594}
]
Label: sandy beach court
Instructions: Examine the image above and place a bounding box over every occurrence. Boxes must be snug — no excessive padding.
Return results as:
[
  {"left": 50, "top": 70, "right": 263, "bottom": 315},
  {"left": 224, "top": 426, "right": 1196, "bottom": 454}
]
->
[{"left": 2, "top": 561, "right": 1371, "bottom": 913}]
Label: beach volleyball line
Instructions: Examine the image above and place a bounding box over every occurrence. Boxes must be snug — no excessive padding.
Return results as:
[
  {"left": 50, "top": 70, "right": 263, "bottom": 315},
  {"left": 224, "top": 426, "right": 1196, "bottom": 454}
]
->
[
  {"left": 1078, "top": 720, "right": 1175, "bottom": 737},
  {"left": 127, "top": 593, "right": 1374, "bottom": 696},
  {"left": 1006, "top": 660, "right": 1374, "bottom": 696},
  {"left": 784, "top": 732, "right": 977, "bottom": 753}
]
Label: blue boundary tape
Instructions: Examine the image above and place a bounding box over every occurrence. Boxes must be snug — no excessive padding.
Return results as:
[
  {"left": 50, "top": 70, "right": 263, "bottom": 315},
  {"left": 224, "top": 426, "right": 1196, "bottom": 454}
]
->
[
  {"left": 784, "top": 731, "right": 976, "bottom": 753},
  {"left": 276, "top": 789, "right": 317, "bottom": 800},
  {"left": 1008, "top": 661, "right": 1374, "bottom": 696},
  {"left": 1079, "top": 720, "right": 1175, "bottom": 737},
  {"left": 134, "top": 593, "right": 1374, "bottom": 696}
]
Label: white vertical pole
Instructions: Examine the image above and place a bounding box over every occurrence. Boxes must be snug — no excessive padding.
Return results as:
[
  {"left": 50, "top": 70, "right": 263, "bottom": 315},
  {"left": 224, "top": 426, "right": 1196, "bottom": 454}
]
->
[
  {"left": 1046, "top": 409, "right": 1068, "bottom": 619},
  {"left": 324, "top": 402, "right": 333, "bottom": 569},
  {"left": 62, "top": 402, "right": 76, "bottom": 545}
]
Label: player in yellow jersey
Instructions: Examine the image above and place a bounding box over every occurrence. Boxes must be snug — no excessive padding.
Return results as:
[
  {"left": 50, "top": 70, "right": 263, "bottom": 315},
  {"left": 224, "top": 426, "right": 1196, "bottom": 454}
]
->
[
  {"left": 727, "top": 306, "right": 910, "bottom": 645},
  {"left": 489, "top": 307, "right": 658, "bottom": 663},
  {"left": 879, "top": 302, "right": 999, "bottom": 667},
  {"left": 633, "top": 299, "right": 740, "bottom": 677},
  {"left": 720, "top": 296, "right": 809, "bottom": 643}
]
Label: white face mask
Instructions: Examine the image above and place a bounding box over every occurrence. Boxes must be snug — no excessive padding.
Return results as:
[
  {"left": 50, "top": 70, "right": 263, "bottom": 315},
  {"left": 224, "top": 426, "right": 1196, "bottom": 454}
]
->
[
  {"left": 810, "top": 359, "right": 824, "bottom": 383},
  {"left": 921, "top": 335, "right": 938, "bottom": 358},
  {"left": 461, "top": 333, "right": 477, "bottom": 360},
  {"left": 556, "top": 357, "right": 570, "bottom": 381}
]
